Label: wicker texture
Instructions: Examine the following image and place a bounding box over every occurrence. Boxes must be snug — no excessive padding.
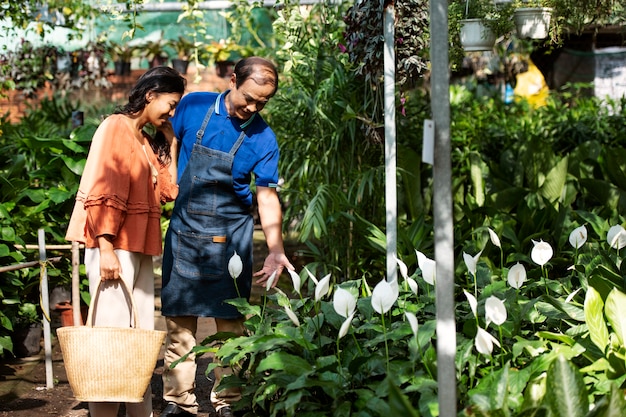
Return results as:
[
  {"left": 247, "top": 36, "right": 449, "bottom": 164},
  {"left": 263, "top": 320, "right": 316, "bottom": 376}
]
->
[{"left": 57, "top": 279, "right": 166, "bottom": 402}]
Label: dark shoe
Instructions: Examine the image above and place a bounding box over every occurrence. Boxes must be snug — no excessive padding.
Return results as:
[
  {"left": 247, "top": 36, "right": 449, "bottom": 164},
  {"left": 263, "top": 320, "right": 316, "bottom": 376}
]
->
[
  {"left": 161, "top": 402, "right": 196, "bottom": 417},
  {"left": 210, "top": 407, "right": 239, "bottom": 417}
]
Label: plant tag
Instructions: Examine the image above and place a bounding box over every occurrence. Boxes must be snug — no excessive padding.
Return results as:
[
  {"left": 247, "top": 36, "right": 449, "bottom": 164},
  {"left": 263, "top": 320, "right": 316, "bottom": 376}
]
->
[{"left": 422, "top": 119, "right": 434, "bottom": 165}]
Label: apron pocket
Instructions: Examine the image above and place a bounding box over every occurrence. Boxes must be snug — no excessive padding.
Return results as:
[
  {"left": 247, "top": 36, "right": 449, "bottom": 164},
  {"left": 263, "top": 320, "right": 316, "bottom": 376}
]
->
[
  {"left": 188, "top": 176, "right": 218, "bottom": 216},
  {"left": 174, "top": 229, "right": 227, "bottom": 280}
]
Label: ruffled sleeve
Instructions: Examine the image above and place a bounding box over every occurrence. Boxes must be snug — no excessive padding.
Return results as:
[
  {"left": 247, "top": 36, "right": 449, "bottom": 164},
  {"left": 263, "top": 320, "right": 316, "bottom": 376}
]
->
[{"left": 157, "top": 160, "right": 179, "bottom": 203}]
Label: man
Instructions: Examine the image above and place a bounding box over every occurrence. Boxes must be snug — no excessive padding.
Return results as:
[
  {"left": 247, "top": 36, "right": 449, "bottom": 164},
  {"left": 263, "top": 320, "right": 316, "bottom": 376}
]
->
[{"left": 160, "top": 57, "right": 294, "bottom": 417}]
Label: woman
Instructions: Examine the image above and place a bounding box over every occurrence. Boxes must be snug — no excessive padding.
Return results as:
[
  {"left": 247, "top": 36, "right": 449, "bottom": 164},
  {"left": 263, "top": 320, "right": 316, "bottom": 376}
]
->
[{"left": 65, "top": 66, "right": 186, "bottom": 417}]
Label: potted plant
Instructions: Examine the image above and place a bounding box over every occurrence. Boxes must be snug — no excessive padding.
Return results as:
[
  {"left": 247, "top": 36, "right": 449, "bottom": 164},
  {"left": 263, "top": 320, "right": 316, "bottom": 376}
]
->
[
  {"left": 106, "top": 41, "right": 136, "bottom": 76},
  {"left": 143, "top": 34, "right": 169, "bottom": 68},
  {"left": 450, "top": 0, "right": 513, "bottom": 52},
  {"left": 11, "top": 302, "right": 42, "bottom": 358},
  {"left": 168, "top": 35, "right": 195, "bottom": 75},
  {"left": 203, "top": 39, "right": 245, "bottom": 77},
  {"left": 512, "top": 0, "right": 554, "bottom": 39}
]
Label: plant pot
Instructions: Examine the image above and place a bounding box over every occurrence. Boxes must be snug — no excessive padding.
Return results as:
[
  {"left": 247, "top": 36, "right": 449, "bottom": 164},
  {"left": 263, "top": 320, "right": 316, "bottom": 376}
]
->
[
  {"left": 460, "top": 19, "right": 496, "bottom": 52},
  {"left": 215, "top": 60, "right": 235, "bottom": 78},
  {"left": 114, "top": 60, "right": 131, "bottom": 76},
  {"left": 150, "top": 56, "right": 169, "bottom": 68},
  {"left": 55, "top": 302, "right": 87, "bottom": 327},
  {"left": 514, "top": 8, "right": 552, "bottom": 39},
  {"left": 12, "top": 323, "right": 42, "bottom": 358},
  {"left": 172, "top": 59, "right": 189, "bottom": 75}
]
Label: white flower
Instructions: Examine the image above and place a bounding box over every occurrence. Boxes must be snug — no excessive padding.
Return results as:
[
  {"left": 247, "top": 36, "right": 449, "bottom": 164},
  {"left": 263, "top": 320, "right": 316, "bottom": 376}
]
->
[
  {"left": 265, "top": 270, "right": 278, "bottom": 291},
  {"left": 405, "top": 312, "right": 418, "bottom": 337},
  {"left": 568, "top": 225, "right": 587, "bottom": 249},
  {"left": 415, "top": 250, "right": 436, "bottom": 285},
  {"left": 463, "top": 290, "right": 478, "bottom": 318},
  {"left": 463, "top": 250, "right": 482, "bottom": 277},
  {"left": 488, "top": 228, "right": 501, "bottom": 248},
  {"left": 531, "top": 239, "right": 553, "bottom": 266},
  {"left": 314, "top": 273, "right": 331, "bottom": 302},
  {"left": 333, "top": 287, "right": 357, "bottom": 318},
  {"left": 287, "top": 269, "right": 302, "bottom": 296},
  {"left": 607, "top": 225, "right": 626, "bottom": 250},
  {"left": 228, "top": 251, "right": 243, "bottom": 279},
  {"left": 395, "top": 255, "right": 409, "bottom": 280},
  {"left": 338, "top": 313, "right": 355, "bottom": 339},
  {"left": 371, "top": 279, "right": 398, "bottom": 314},
  {"left": 406, "top": 277, "right": 418, "bottom": 295},
  {"left": 283, "top": 305, "right": 300, "bottom": 327},
  {"left": 507, "top": 263, "right": 527, "bottom": 289},
  {"left": 485, "top": 296, "right": 507, "bottom": 326},
  {"left": 475, "top": 327, "right": 500, "bottom": 355}
]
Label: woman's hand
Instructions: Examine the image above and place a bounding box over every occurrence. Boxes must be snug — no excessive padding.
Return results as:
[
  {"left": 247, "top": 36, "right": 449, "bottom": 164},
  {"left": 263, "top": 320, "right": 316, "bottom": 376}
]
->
[{"left": 97, "top": 235, "right": 121, "bottom": 280}]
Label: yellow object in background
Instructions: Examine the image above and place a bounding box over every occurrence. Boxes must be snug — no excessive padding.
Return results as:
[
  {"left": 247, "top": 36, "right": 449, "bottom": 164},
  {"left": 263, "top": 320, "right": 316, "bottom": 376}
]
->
[{"left": 514, "top": 60, "right": 549, "bottom": 108}]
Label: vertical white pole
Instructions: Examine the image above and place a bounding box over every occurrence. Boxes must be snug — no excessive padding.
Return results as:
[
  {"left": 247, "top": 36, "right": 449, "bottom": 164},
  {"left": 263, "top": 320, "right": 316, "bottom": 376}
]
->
[
  {"left": 429, "top": 0, "right": 457, "bottom": 416},
  {"left": 71, "top": 241, "right": 81, "bottom": 326},
  {"left": 383, "top": 4, "right": 398, "bottom": 284},
  {"left": 38, "top": 229, "right": 54, "bottom": 389}
]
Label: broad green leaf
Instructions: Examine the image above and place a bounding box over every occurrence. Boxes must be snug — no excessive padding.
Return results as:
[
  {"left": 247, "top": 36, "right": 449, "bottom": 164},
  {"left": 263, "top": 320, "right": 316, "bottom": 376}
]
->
[
  {"left": 584, "top": 286, "right": 609, "bottom": 352},
  {"left": 604, "top": 288, "right": 626, "bottom": 347},
  {"left": 257, "top": 351, "right": 313, "bottom": 375},
  {"left": 539, "top": 156, "right": 568, "bottom": 205},
  {"left": 546, "top": 356, "right": 588, "bottom": 417},
  {"left": 388, "top": 378, "right": 419, "bottom": 417}
]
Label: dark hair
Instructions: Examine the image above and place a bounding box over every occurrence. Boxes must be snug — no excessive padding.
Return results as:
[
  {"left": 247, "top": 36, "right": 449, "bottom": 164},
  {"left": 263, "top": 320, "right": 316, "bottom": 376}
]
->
[
  {"left": 114, "top": 66, "right": 186, "bottom": 165},
  {"left": 234, "top": 56, "right": 279, "bottom": 96}
]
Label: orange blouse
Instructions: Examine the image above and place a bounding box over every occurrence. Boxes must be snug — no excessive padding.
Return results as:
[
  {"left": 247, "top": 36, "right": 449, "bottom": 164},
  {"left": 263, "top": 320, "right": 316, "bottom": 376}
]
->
[{"left": 65, "top": 114, "right": 178, "bottom": 256}]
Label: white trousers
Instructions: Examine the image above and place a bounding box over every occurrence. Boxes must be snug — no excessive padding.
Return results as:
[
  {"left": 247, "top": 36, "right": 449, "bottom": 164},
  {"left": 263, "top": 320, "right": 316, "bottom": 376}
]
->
[{"left": 84, "top": 248, "right": 156, "bottom": 417}]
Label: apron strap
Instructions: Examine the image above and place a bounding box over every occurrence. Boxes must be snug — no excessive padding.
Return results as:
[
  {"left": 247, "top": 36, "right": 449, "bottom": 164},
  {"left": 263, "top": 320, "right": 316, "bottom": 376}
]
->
[{"left": 195, "top": 93, "right": 248, "bottom": 156}]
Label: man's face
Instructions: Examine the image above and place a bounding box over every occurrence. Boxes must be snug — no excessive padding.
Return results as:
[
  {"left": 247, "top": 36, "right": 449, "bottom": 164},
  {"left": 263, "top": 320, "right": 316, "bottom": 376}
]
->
[{"left": 226, "top": 71, "right": 275, "bottom": 121}]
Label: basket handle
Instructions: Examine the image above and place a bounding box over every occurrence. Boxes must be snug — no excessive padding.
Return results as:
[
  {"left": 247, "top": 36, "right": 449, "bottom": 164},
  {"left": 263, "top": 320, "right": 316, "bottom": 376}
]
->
[{"left": 85, "top": 277, "right": 141, "bottom": 329}]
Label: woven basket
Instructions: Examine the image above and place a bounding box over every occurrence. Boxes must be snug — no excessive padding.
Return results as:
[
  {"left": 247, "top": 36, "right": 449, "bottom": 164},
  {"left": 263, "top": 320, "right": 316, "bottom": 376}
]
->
[{"left": 57, "top": 278, "right": 166, "bottom": 403}]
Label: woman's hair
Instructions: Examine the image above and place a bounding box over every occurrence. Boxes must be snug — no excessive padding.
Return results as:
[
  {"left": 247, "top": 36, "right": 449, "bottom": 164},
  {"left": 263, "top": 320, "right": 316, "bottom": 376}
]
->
[
  {"left": 233, "top": 56, "right": 279, "bottom": 96},
  {"left": 114, "top": 66, "right": 186, "bottom": 165}
]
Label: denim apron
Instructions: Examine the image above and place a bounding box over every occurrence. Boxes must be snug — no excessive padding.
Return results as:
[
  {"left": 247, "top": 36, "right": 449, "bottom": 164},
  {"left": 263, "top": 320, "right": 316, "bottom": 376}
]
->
[{"left": 161, "top": 100, "right": 253, "bottom": 319}]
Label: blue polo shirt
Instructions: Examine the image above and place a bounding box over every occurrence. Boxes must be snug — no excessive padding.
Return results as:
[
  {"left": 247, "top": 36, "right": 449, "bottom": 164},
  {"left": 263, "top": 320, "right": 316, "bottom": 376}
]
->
[{"left": 171, "top": 91, "right": 280, "bottom": 207}]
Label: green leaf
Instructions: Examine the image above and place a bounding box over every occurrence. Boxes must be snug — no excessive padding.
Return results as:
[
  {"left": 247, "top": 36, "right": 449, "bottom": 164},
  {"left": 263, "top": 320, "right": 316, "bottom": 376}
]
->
[
  {"left": 584, "top": 286, "right": 609, "bottom": 352},
  {"left": 539, "top": 156, "right": 568, "bottom": 205},
  {"left": 546, "top": 356, "right": 589, "bottom": 417},
  {"left": 604, "top": 288, "right": 626, "bottom": 347},
  {"left": 256, "top": 351, "right": 314, "bottom": 375},
  {"left": 388, "top": 377, "right": 420, "bottom": 417}
]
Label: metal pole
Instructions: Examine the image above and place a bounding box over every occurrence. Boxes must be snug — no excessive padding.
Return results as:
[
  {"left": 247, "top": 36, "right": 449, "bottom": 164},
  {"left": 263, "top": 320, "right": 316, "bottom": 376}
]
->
[
  {"left": 383, "top": 4, "right": 398, "bottom": 284},
  {"left": 429, "top": 0, "right": 457, "bottom": 415},
  {"left": 71, "top": 241, "right": 81, "bottom": 326},
  {"left": 38, "top": 229, "right": 54, "bottom": 389}
]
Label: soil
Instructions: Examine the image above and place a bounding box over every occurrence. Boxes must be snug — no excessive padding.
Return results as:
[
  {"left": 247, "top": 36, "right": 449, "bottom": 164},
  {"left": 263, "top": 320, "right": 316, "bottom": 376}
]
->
[{"left": 0, "top": 233, "right": 308, "bottom": 416}]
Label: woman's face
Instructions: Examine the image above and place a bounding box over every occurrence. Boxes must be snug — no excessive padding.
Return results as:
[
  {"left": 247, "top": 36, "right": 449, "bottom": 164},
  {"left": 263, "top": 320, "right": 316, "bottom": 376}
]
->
[
  {"left": 145, "top": 92, "right": 182, "bottom": 127},
  {"left": 226, "top": 71, "right": 275, "bottom": 121}
]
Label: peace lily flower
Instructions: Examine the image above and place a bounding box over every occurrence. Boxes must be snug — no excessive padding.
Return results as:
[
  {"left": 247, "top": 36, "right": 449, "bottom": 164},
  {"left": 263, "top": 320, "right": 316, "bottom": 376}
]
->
[
  {"left": 475, "top": 327, "right": 501, "bottom": 355},
  {"left": 463, "top": 289, "right": 478, "bottom": 318},
  {"left": 287, "top": 268, "right": 302, "bottom": 296},
  {"left": 568, "top": 225, "right": 587, "bottom": 249},
  {"left": 314, "top": 273, "right": 331, "bottom": 302},
  {"left": 415, "top": 250, "right": 436, "bottom": 285},
  {"left": 333, "top": 287, "right": 357, "bottom": 318},
  {"left": 488, "top": 228, "right": 501, "bottom": 248},
  {"left": 485, "top": 296, "right": 507, "bottom": 326},
  {"left": 338, "top": 313, "right": 355, "bottom": 339},
  {"left": 228, "top": 251, "right": 243, "bottom": 279},
  {"left": 531, "top": 239, "right": 553, "bottom": 266},
  {"left": 371, "top": 278, "right": 398, "bottom": 314},
  {"left": 507, "top": 263, "right": 527, "bottom": 289},
  {"left": 395, "top": 256, "right": 418, "bottom": 295},
  {"left": 463, "top": 250, "right": 482, "bottom": 277},
  {"left": 283, "top": 304, "right": 300, "bottom": 327},
  {"left": 404, "top": 312, "right": 418, "bottom": 338},
  {"left": 607, "top": 225, "right": 626, "bottom": 250},
  {"left": 265, "top": 270, "right": 278, "bottom": 291}
]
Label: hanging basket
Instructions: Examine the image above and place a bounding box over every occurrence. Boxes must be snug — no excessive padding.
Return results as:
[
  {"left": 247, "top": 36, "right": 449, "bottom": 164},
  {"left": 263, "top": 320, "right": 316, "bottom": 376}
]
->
[
  {"left": 460, "top": 19, "right": 497, "bottom": 52},
  {"left": 57, "top": 279, "right": 165, "bottom": 403},
  {"left": 514, "top": 7, "right": 552, "bottom": 39}
]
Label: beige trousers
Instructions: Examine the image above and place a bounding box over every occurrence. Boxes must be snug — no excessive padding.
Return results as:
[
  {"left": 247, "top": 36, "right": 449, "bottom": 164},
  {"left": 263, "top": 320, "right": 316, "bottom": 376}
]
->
[
  {"left": 163, "top": 316, "right": 244, "bottom": 414},
  {"left": 84, "top": 248, "right": 156, "bottom": 417}
]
